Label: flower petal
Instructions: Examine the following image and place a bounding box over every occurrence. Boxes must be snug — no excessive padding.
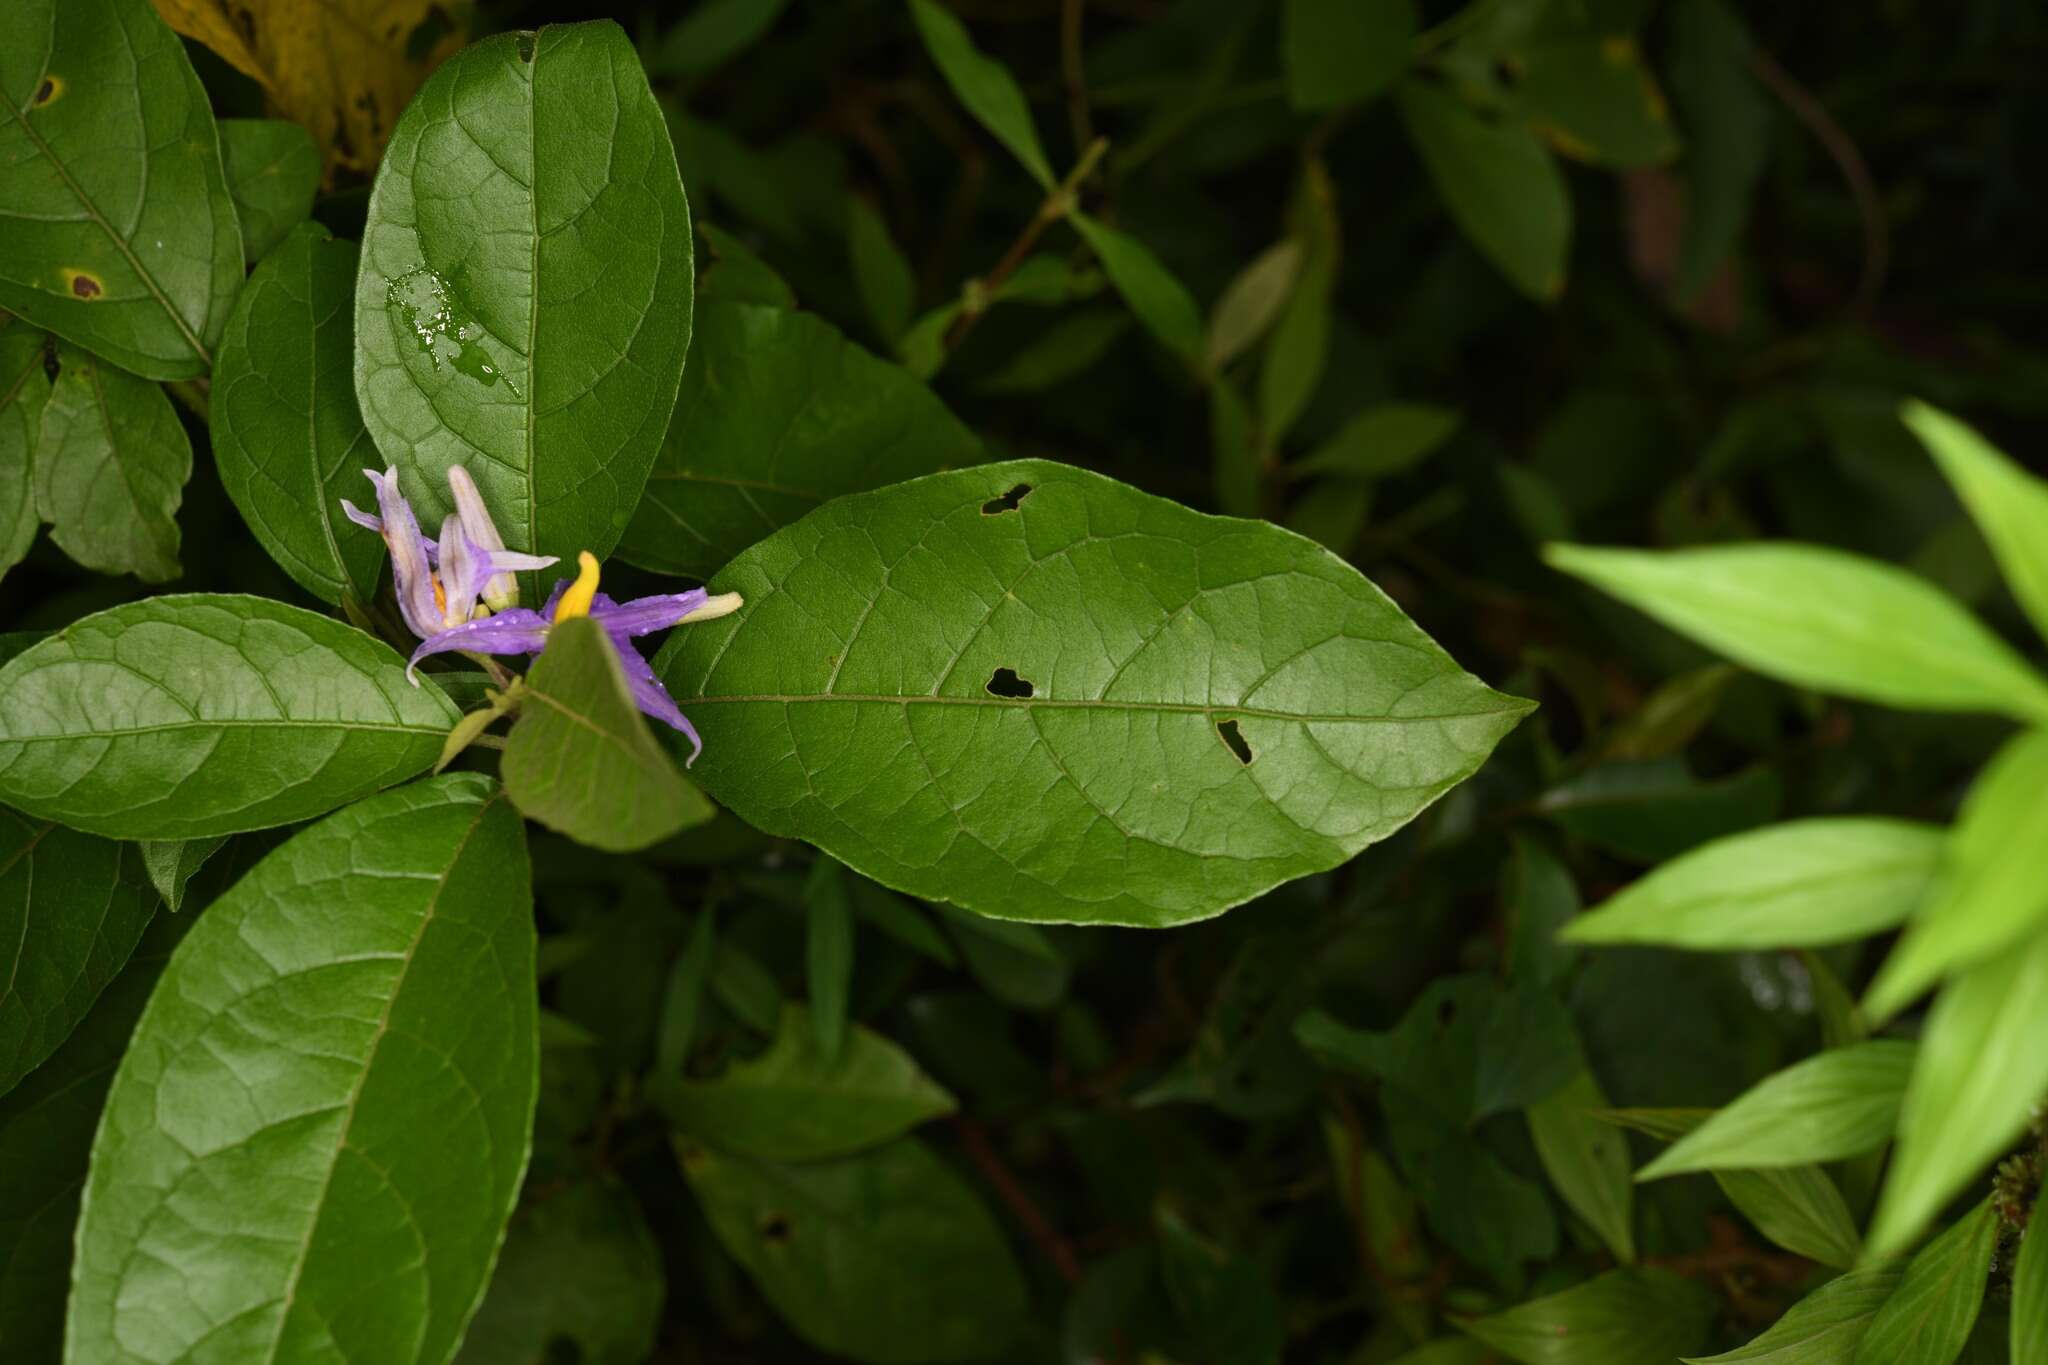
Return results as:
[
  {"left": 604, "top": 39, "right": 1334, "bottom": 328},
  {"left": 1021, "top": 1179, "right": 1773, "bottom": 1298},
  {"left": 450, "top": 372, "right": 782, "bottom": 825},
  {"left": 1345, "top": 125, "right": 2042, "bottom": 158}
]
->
[
  {"left": 589, "top": 589, "right": 711, "bottom": 638},
  {"left": 608, "top": 635, "right": 703, "bottom": 763},
  {"left": 439, "top": 515, "right": 482, "bottom": 626},
  {"left": 365, "top": 467, "right": 444, "bottom": 639},
  {"left": 405, "top": 609, "right": 552, "bottom": 681},
  {"left": 448, "top": 464, "right": 523, "bottom": 610}
]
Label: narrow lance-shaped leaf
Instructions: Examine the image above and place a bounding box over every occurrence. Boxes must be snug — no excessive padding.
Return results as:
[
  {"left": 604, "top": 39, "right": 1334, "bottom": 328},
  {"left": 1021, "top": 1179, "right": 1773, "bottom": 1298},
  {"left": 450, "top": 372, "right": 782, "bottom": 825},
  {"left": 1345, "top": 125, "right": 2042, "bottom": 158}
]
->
[
  {"left": 217, "top": 118, "right": 320, "bottom": 264},
  {"left": 1683, "top": 1260, "right": 1905, "bottom": 1364},
  {"left": 0, "top": 595, "right": 460, "bottom": 839},
  {"left": 34, "top": 341, "right": 190, "bottom": 581},
  {"left": 1071, "top": 211, "right": 1206, "bottom": 364},
  {"left": 1905, "top": 401, "right": 2048, "bottom": 646},
  {"left": 214, "top": 222, "right": 385, "bottom": 607},
  {"left": 1856, "top": 1199, "right": 1997, "bottom": 1365},
  {"left": 1399, "top": 80, "right": 1571, "bottom": 301},
  {"left": 65, "top": 774, "right": 538, "bottom": 1365},
  {"left": 1455, "top": 1268, "right": 1716, "bottom": 1364},
  {"left": 356, "top": 20, "right": 694, "bottom": 579},
  {"left": 1548, "top": 541, "right": 2048, "bottom": 723},
  {"left": 0, "top": 322, "right": 48, "bottom": 583},
  {"left": 654, "top": 460, "right": 1533, "bottom": 926},
  {"left": 905, "top": 0, "right": 1054, "bottom": 187},
  {"left": 0, "top": 0, "right": 243, "bottom": 379},
  {"left": 1292, "top": 404, "right": 1462, "bottom": 483}
]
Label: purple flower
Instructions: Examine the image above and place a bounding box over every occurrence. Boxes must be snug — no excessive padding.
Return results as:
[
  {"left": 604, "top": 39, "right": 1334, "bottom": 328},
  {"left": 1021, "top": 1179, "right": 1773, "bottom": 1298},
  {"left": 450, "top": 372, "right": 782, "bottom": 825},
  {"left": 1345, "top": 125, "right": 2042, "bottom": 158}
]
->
[{"left": 341, "top": 465, "right": 557, "bottom": 637}]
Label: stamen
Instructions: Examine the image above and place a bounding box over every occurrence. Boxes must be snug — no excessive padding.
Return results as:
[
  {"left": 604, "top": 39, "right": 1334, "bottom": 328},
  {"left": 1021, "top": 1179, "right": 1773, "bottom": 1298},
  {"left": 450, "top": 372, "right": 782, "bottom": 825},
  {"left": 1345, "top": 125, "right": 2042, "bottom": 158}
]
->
[{"left": 554, "top": 551, "right": 601, "bottom": 622}]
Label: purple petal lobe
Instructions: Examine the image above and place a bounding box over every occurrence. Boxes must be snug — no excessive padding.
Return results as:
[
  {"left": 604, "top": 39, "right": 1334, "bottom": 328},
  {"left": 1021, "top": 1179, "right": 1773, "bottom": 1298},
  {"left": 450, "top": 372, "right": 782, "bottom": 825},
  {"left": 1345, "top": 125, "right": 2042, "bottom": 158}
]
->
[
  {"left": 406, "top": 609, "right": 552, "bottom": 680},
  {"left": 366, "top": 467, "right": 444, "bottom": 639},
  {"left": 607, "top": 635, "right": 703, "bottom": 763},
  {"left": 590, "top": 590, "right": 712, "bottom": 639}
]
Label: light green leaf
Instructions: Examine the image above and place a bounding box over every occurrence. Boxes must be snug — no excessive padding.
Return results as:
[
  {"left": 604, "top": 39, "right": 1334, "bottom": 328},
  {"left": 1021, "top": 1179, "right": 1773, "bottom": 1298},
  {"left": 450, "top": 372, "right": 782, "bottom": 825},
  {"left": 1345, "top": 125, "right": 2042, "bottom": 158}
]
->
[
  {"left": 0, "top": 811, "right": 155, "bottom": 1097},
  {"left": 2015, "top": 1184, "right": 2048, "bottom": 1365},
  {"left": 356, "top": 20, "right": 694, "bottom": 578},
  {"left": 1639, "top": 1041, "right": 1916, "bottom": 1178},
  {"left": 620, "top": 299, "right": 979, "bottom": 580},
  {"left": 1546, "top": 542, "right": 2048, "bottom": 724},
  {"left": 655, "top": 460, "right": 1532, "bottom": 926},
  {"left": 1519, "top": 36, "right": 1680, "bottom": 168},
  {"left": 1870, "top": 933, "right": 2048, "bottom": 1257},
  {"left": 135, "top": 833, "right": 227, "bottom": 912},
  {"left": 1857, "top": 1200, "right": 1997, "bottom": 1365},
  {"left": 1685, "top": 1261, "right": 1906, "bottom": 1363},
  {"left": 1072, "top": 210, "right": 1206, "bottom": 363},
  {"left": 0, "top": 322, "right": 48, "bottom": 583},
  {"left": 1283, "top": 0, "right": 1416, "bottom": 110},
  {"left": 502, "top": 615, "right": 714, "bottom": 852},
  {"left": 1456, "top": 1267, "right": 1716, "bottom": 1364},
  {"left": 677, "top": 1132, "right": 1027, "bottom": 1362},
  {"left": 650, "top": 0, "right": 793, "bottom": 78},
  {"left": 1206, "top": 240, "right": 1303, "bottom": 374},
  {"left": 214, "top": 222, "right": 385, "bottom": 607},
  {"left": 65, "top": 774, "right": 538, "bottom": 1365},
  {"left": 1292, "top": 403, "right": 1463, "bottom": 482},
  {"left": 849, "top": 197, "right": 915, "bottom": 345},
  {"left": 218, "top": 118, "right": 319, "bottom": 264},
  {"left": 1400, "top": 80, "right": 1571, "bottom": 301},
  {"left": 1528, "top": 1068, "right": 1635, "bottom": 1263},
  {"left": 806, "top": 858, "right": 855, "bottom": 1060},
  {"left": 905, "top": 0, "right": 1054, "bottom": 187},
  {"left": 1563, "top": 818, "right": 1945, "bottom": 950},
  {"left": 34, "top": 340, "right": 189, "bottom": 581},
  {"left": 453, "top": 1178, "right": 663, "bottom": 1365},
  {"left": 1867, "top": 730, "right": 2048, "bottom": 1019},
  {"left": 0, "top": 595, "right": 460, "bottom": 838},
  {"left": 1906, "top": 401, "right": 2048, "bottom": 644},
  {"left": 659, "top": 1003, "right": 954, "bottom": 1161},
  {"left": 0, "top": 0, "right": 242, "bottom": 379}
]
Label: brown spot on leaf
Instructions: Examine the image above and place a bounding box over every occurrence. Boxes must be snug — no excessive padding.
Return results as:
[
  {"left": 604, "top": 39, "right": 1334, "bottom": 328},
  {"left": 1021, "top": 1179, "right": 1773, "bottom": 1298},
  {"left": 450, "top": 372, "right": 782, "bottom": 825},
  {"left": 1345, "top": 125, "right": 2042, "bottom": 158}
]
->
[
  {"left": 32, "top": 75, "right": 63, "bottom": 107},
  {"left": 63, "top": 269, "right": 103, "bottom": 300},
  {"left": 759, "top": 1212, "right": 792, "bottom": 1245}
]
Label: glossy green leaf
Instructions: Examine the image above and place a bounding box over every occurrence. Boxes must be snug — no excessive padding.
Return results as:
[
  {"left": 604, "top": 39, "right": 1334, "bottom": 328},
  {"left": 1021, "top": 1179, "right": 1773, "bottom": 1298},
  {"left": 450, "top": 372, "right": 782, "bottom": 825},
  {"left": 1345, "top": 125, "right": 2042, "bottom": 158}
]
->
[
  {"left": 65, "top": 774, "right": 537, "bottom": 1365},
  {"left": 136, "top": 833, "right": 226, "bottom": 912},
  {"left": 0, "top": 0, "right": 242, "bottom": 379},
  {"left": 1519, "top": 37, "right": 1680, "bottom": 168},
  {"left": 1293, "top": 403, "right": 1462, "bottom": 482},
  {"left": 1527, "top": 1068, "right": 1635, "bottom": 1263},
  {"left": 213, "top": 222, "right": 384, "bottom": 607},
  {"left": 1639, "top": 1041, "right": 1915, "bottom": 1178},
  {"left": 1400, "top": 80, "right": 1571, "bottom": 301},
  {"left": 502, "top": 615, "right": 713, "bottom": 852},
  {"left": 655, "top": 460, "right": 1532, "bottom": 926},
  {"left": 0, "top": 810, "right": 155, "bottom": 1097},
  {"left": 905, "top": 0, "right": 1054, "bottom": 187},
  {"left": 0, "top": 321, "right": 48, "bottom": 583},
  {"left": 805, "top": 859, "right": 855, "bottom": 1060},
  {"left": 218, "top": 118, "right": 320, "bottom": 265},
  {"left": 1563, "top": 818, "right": 1945, "bottom": 950},
  {"left": 1906, "top": 401, "right": 2048, "bottom": 644},
  {"left": 1685, "top": 1261, "right": 1906, "bottom": 1363},
  {"left": 355, "top": 20, "right": 694, "bottom": 576},
  {"left": 1206, "top": 240, "right": 1303, "bottom": 374},
  {"left": 1282, "top": 0, "right": 1415, "bottom": 110},
  {"left": 1867, "top": 731, "right": 2048, "bottom": 1020},
  {"left": 677, "top": 1132, "right": 1028, "bottom": 1363},
  {"left": 659, "top": 1003, "right": 954, "bottom": 1161},
  {"left": 1072, "top": 211, "right": 1206, "bottom": 363},
  {"left": 34, "top": 340, "right": 189, "bottom": 581},
  {"left": 1857, "top": 1200, "right": 1997, "bottom": 1365},
  {"left": 453, "top": 1178, "right": 663, "bottom": 1365},
  {"left": 849, "top": 197, "right": 915, "bottom": 345},
  {"left": 1545, "top": 542, "right": 2048, "bottom": 724},
  {"left": 619, "top": 300, "right": 978, "bottom": 579},
  {"left": 1870, "top": 933, "right": 2048, "bottom": 1257},
  {"left": 0, "top": 594, "right": 460, "bottom": 839},
  {"left": 2015, "top": 1184, "right": 2048, "bottom": 1365},
  {"left": 1456, "top": 1267, "right": 1716, "bottom": 1364}
]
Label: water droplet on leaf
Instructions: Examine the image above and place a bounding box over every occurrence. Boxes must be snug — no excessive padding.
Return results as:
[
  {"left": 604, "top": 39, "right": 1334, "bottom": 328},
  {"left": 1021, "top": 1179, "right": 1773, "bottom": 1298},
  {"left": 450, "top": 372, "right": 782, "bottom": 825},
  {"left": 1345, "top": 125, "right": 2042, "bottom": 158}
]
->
[{"left": 386, "top": 266, "right": 522, "bottom": 395}]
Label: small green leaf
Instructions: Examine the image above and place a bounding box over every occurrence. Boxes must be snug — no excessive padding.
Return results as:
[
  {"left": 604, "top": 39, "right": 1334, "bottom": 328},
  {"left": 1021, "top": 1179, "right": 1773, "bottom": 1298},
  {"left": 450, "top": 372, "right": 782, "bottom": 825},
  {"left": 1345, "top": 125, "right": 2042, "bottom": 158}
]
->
[
  {"left": 1528, "top": 1068, "right": 1636, "bottom": 1263},
  {"left": 806, "top": 858, "right": 855, "bottom": 1061},
  {"left": 1638, "top": 1041, "right": 1916, "bottom": 1178},
  {"left": 620, "top": 300, "right": 979, "bottom": 580},
  {"left": 1292, "top": 403, "right": 1463, "bottom": 482},
  {"left": 1282, "top": 0, "right": 1416, "bottom": 110},
  {"left": 0, "top": 595, "right": 460, "bottom": 838},
  {"left": 217, "top": 118, "right": 320, "bottom": 264},
  {"left": 653, "top": 908, "right": 717, "bottom": 1080},
  {"left": 1545, "top": 542, "right": 2048, "bottom": 724},
  {"left": 1856, "top": 1200, "right": 1997, "bottom": 1365},
  {"left": 1870, "top": 934, "right": 2048, "bottom": 1257},
  {"left": 135, "top": 833, "right": 227, "bottom": 912},
  {"left": 1206, "top": 240, "right": 1303, "bottom": 373},
  {"left": 0, "top": 0, "right": 242, "bottom": 379},
  {"left": 1456, "top": 1268, "right": 1716, "bottom": 1364},
  {"left": 1684, "top": 1260, "right": 1905, "bottom": 1363},
  {"left": 938, "top": 903, "right": 1069, "bottom": 1009},
  {"left": 1666, "top": 0, "right": 1771, "bottom": 300},
  {"left": 677, "top": 1132, "right": 1027, "bottom": 1362},
  {"left": 1867, "top": 731, "right": 2048, "bottom": 1020},
  {"left": 65, "top": 775, "right": 538, "bottom": 1365},
  {"left": 503, "top": 615, "right": 715, "bottom": 852},
  {"left": 214, "top": 222, "right": 385, "bottom": 607},
  {"left": 34, "top": 341, "right": 189, "bottom": 581},
  {"left": 849, "top": 198, "right": 915, "bottom": 345},
  {"left": 1071, "top": 211, "right": 1207, "bottom": 363},
  {"left": 1400, "top": 80, "right": 1572, "bottom": 301},
  {"left": 1540, "top": 757, "right": 1781, "bottom": 863},
  {"left": 977, "top": 309, "right": 1131, "bottom": 394},
  {"left": 1563, "top": 818, "right": 1945, "bottom": 950},
  {"left": 1507, "top": 833, "right": 1581, "bottom": 987},
  {"left": 0, "top": 322, "right": 49, "bottom": 584},
  {"left": 1518, "top": 36, "right": 1680, "bottom": 168},
  {"left": 650, "top": 0, "right": 793, "bottom": 77},
  {"left": 1257, "top": 161, "right": 1337, "bottom": 447},
  {"left": 1905, "top": 402, "right": 2048, "bottom": 645},
  {"left": 2015, "top": 1184, "right": 2048, "bottom": 1365},
  {"left": 905, "top": 0, "right": 1054, "bottom": 187}
]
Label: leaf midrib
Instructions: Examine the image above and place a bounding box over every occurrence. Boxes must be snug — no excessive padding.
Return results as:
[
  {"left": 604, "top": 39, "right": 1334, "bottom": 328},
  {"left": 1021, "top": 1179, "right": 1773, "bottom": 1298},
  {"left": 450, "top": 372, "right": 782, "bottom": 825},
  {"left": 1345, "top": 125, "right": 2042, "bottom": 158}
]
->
[
  {"left": 681, "top": 692, "right": 1525, "bottom": 725},
  {"left": 1, "top": 717, "right": 444, "bottom": 742}
]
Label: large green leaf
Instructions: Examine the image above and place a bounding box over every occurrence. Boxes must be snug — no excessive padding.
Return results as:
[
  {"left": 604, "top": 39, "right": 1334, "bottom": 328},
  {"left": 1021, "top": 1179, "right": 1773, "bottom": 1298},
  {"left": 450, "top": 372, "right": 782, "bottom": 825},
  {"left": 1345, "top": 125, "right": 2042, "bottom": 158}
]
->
[
  {"left": 678, "top": 1132, "right": 1028, "bottom": 1363},
  {"left": 1563, "top": 818, "right": 1944, "bottom": 950},
  {"left": 1856, "top": 1200, "right": 1997, "bottom": 1365},
  {"left": 654, "top": 460, "right": 1531, "bottom": 926},
  {"left": 0, "top": 0, "right": 242, "bottom": 379},
  {"left": 0, "top": 810, "right": 156, "bottom": 1097},
  {"left": 1638, "top": 1041, "right": 1915, "bottom": 1178},
  {"left": 1905, "top": 401, "right": 2048, "bottom": 645},
  {"left": 1455, "top": 1268, "right": 1716, "bottom": 1364},
  {"left": 1685, "top": 1261, "right": 1906, "bottom": 1363},
  {"left": 658, "top": 1003, "right": 954, "bottom": 1161},
  {"left": 0, "top": 321, "right": 47, "bottom": 583},
  {"left": 1546, "top": 542, "right": 2048, "bottom": 724},
  {"left": 502, "top": 615, "right": 713, "bottom": 852},
  {"left": 217, "top": 118, "right": 320, "bottom": 265},
  {"left": 65, "top": 774, "right": 537, "bottom": 1365},
  {"left": 905, "top": 0, "right": 1054, "bottom": 187},
  {"left": 1399, "top": 80, "right": 1571, "bottom": 301},
  {"left": 619, "top": 300, "right": 979, "bottom": 579},
  {"left": 355, "top": 20, "right": 693, "bottom": 576},
  {"left": 0, "top": 595, "right": 459, "bottom": 839},
  {"left": 1282, "top": 0, "right": 1415, "bottom": 110},
  {"left": 214, "top": 222, "right": 385, "bottom": 607},
  {"left": 34, "top": 340, "right": 190, "bottom": 581}
]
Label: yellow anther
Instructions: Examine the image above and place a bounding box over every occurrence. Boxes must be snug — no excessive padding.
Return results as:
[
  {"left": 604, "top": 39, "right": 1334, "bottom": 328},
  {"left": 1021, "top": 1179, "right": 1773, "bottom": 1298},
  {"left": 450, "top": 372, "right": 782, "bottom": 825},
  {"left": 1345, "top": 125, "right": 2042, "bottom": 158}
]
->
[{"left": 553, "top": 551, "right": 601, "bottom": 622}]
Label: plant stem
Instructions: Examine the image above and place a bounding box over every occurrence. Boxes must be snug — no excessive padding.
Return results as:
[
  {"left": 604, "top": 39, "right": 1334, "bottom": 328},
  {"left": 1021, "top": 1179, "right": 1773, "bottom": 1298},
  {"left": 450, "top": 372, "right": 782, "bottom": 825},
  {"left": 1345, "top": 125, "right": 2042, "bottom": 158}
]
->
[
  {"left": 943, "top": 135, "right": 1110, "bottom": 352},
  {"left": 166, "top": 377, "right": 210, "bottom": 426}
]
